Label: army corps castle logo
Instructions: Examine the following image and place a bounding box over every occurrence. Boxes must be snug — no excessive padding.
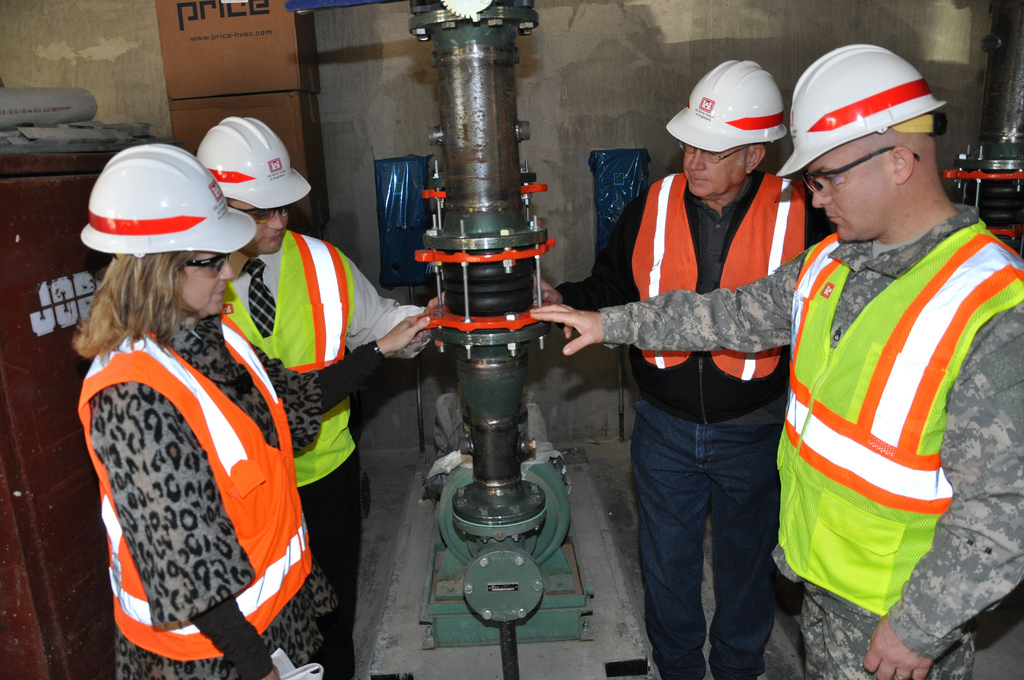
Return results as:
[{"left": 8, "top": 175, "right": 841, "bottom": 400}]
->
[{"left": 696, "top": 97, "right": 716, "bottom": 121}]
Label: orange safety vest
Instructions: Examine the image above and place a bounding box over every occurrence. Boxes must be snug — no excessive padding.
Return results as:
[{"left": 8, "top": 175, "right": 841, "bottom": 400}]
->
[
  {"left": 632, "top": 173, "right": 807, "bottom": 378},
  {"left": 78, "top": 318, "right": 312, "bottom": 660}
]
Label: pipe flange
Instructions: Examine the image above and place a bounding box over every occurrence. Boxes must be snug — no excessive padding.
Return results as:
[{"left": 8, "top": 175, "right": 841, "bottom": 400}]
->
[
  {"left": 423, "top": 229, "right": 549, "bottom": 251},
  {"left": 957, "top": 141, "right": 1024, "bottom": 173},
  {"left": 452, "top": 476, "right": 546, "bottom": 533},
  {"left": 957, "top": 158, "right": 1024, "bottom": 173},
  {"left": 453, "top": 498, "right": 546, "bottom": 536},
  {"left": 434, "top": 321, "right": 549, "bottom": 348},
  {"left": 453, "top": 506, "right": 546, "bottom": 539}
]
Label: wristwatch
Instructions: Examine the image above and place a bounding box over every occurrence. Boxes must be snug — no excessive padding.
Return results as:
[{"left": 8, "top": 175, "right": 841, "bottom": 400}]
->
[{"left": 372, "top": 341, "right": 386, "bottom": 361}]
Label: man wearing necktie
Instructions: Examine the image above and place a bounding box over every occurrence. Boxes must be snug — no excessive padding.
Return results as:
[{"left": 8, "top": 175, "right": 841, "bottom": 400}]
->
[{"left": 198, "top": 117, "right": 433, "bottom": 680}]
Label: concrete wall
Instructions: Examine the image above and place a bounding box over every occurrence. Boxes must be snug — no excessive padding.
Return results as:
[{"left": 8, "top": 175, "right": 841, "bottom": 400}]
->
[
  {"left": 0, "top": 0, "right": 172, "bottom": 139},
  {"left": 314, "top": 0, "right": 990, "bottom": 450},
  {"left": 0, "top": 0, "right": 992, "bottom": 450}
]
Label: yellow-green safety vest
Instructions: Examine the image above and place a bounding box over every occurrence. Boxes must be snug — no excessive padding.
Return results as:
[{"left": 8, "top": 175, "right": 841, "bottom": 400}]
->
[
  {"left": 224, "top": 231, "right": 357, "bottom": 485},
  {"left": 779, "top": 222, "right": 1024, "bottom": 615}
]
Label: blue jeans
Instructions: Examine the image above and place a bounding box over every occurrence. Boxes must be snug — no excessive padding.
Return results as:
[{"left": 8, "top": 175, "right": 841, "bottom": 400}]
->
[{"left": 632, "top": 400, "right": 782, "bottom": 680}]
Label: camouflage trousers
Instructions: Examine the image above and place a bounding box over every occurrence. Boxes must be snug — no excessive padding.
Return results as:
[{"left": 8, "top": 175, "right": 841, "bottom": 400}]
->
[{"left": 801, "top": 583, "right": 974, "bottom": 680}]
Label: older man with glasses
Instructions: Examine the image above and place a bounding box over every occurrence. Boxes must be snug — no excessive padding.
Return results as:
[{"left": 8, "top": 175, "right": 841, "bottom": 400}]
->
[
  {"left": 534, "top": 45, "right": 1024, "bottom": 680},
  {"left": 539, "top": 60, "right": 829, "bottom": 680},
  {"left": 198, "top": 117, "right": 434, "bottom": 680}
]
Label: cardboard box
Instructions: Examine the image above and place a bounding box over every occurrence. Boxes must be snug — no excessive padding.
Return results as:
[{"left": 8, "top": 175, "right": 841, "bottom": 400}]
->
[
  {"left": 155, "top": 0, "right": 319, "bottom": 100},
  {"left": 170, "top": 91, "right": 329, "bottom": 237}
]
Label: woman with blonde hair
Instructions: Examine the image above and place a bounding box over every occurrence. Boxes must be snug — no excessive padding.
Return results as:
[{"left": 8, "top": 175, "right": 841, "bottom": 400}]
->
[{"left": 75, "top": 144, "right": 428, "bottom": 680}]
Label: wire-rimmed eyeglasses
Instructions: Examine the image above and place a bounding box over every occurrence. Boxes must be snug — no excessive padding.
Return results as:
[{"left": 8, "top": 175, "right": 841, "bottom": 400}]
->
[{"left": 679, "top": 142, "right": 751, "bottom": 165}]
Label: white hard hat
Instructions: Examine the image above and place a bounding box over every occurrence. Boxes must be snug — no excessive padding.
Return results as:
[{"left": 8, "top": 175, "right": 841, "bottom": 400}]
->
[
  {"left": 778, "top": 44, "right": 946, "bottom": 176},
  {"left": 81, "top": 144, "right": 256, "bottom": 256},
  {"left": 197, "top": 117, "right": 310, "bottom": 208},
  {"left": 666, "top": 60, "right": 787, "bottom": 152}
]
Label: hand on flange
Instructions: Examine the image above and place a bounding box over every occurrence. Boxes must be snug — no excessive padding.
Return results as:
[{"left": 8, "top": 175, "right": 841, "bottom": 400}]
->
[{"left": 376, "top": 311, "right": 433, "bottom": 357}]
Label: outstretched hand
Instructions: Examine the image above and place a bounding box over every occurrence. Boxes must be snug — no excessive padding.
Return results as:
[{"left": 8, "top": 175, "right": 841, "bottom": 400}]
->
[
  {"left": 863, "top": 616, "right": 933, "bottom": 680},
  {"left": 376, "top": 311, "right": 432, "bottom": 357},
  {"left": 529, "top": 304, "right": 605, "bottom": 355}
]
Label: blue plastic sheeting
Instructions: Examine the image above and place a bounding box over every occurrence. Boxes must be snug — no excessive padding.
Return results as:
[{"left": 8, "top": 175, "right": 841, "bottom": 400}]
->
[
  {"left": 374, "top": 154, "right": 433, "bottom": 289},
  {"left": 588, "top": 148, "right": 651, "bottom": 258}
]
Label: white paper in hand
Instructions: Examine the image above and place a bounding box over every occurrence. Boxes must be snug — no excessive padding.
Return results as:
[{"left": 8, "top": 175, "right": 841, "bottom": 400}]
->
[{"left": 271, "top": 648, "right": 324, "bottom": 679}]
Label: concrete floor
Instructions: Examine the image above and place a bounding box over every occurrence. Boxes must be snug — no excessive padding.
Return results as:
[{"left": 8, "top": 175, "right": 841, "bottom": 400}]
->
[{"left": 354, "top": 440, "right": 1024, "bottom": 680}]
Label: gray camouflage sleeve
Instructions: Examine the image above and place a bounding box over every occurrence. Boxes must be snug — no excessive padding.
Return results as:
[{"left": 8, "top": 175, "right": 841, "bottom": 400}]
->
[
  {"left": 600, "top": 256, "right": 803, "bottom": 352},
  {"left": 888, "top": 304, "right": 1024, "bottom": 657}
]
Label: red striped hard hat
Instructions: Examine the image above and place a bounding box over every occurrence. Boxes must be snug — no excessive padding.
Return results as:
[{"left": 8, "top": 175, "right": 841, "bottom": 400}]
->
[
  {"left": 197, "top": 117, "right": 310, "bottom": 208},
  {"left": 81, "top": 144, "right": 255, "bottom": 255},
  {"left": 778, "top": 45, "right": 945, "bottom": 176},
  {"left": 666, "top": 60, "right": 787, "bottom": 152}
]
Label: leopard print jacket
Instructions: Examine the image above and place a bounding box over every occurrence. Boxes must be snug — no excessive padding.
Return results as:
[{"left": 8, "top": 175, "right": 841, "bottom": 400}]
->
[{"left": 87, "top": 317, "right": 338, "bottom": 680}]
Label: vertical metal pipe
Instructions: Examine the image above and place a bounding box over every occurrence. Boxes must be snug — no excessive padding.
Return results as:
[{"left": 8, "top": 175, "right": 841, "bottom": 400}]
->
[
  {"left": 979, "top": 0, "right": 1024, "bottom": 144},
  {"left": 455, "top": 350, "right": 528, "bottom": 489},
  {"left": 429, "top": 22, "right": 527, "bottom": 237},
  {"left": 436, "top": 38, "right": 521, "bottom": 214}
]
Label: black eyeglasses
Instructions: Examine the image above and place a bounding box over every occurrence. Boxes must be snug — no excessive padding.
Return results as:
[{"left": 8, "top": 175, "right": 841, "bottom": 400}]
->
[
  {"left": 803, "top": 147, "right": 921, "bottom": 195},
  {"left": 235, "top": 205, "right": 290, "bottom": 224},
  {"left": 183, "top": 253, "right": 228, "bottom": 277},
  {"left": 680, "top": 142, "right": 751, "bottom": 164}
]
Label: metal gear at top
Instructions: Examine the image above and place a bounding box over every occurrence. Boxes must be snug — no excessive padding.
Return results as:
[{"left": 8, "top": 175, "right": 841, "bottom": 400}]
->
[{"left": 441, "top": 0, "right": 492, "bottom": 21}]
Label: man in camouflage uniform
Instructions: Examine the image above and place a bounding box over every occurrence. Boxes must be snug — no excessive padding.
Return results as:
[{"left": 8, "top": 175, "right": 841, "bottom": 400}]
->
[{"left": 533, "top": 45, "right": 1024, "bottom": 680}]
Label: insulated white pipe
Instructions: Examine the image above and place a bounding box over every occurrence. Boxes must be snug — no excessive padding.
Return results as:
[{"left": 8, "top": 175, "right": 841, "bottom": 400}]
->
[{"left": 0, "top": 88, "right": 97, "bottom": 131}]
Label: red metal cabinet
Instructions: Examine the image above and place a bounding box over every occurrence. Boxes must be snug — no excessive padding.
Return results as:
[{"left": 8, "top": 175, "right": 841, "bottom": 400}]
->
[{"left": 0, "top": 153, "right": 115, "bottom": 679}]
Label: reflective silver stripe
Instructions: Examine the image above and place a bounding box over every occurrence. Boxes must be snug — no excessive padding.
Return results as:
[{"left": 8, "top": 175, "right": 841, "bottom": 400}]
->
[
  {"left": 296, "top": 234, "right": 344, "bottom": 364},
  {"left": 740, "top": 354, "right": 757, "bottom": 380},
  {"left": 100, "top": 444, "right": 308, "bottom": 635},
  {"left": 222, "top": 322, "right": 279, "bottom": 403},
  {"left": 791, "top": 239, "right": 841, "bottom": 337},
  {"left": 141, "top": 338, "right": 250, "bottom": 476},
  {"left": 767, "top": 179, "right": 792, "bottom": 275},
  {"left": 739, "top": 180, "right": 794, "bottom": 382},
  {"left": 235, "top": 524, "right": 307, "bottom": 614},
  {"left": 100, "top": 495, "right": 122, "bottom": 548},
  {"left": 871, "top": 242, "right": 1024, "bottom": 445},
  {"left": 104, "top": 520, "right": 310, "bottom": 637},
  {"left": 649, "top": 176, "right": 675, "bottom": 370},
  {"left": 100, "top": 496, "right": 164, "bottom": 628},
  {"left": 787, "top": 392, "right": 952, "bottom": 501}
]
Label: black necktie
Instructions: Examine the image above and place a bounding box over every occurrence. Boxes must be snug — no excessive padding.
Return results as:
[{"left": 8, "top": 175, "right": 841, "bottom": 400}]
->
[{"left": 244, "top": 259, "right": 276, "bottom": 338}]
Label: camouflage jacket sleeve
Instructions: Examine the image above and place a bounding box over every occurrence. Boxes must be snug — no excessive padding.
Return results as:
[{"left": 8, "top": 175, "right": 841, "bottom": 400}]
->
[
  {"left": 888, "top": 303, "right": 1024, "bottom": 657},
  {"left": 600, "top": 254, "right": 803, "bottom": 353}
]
